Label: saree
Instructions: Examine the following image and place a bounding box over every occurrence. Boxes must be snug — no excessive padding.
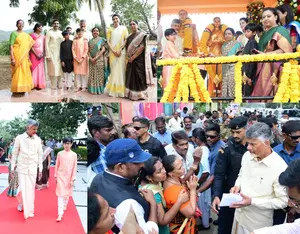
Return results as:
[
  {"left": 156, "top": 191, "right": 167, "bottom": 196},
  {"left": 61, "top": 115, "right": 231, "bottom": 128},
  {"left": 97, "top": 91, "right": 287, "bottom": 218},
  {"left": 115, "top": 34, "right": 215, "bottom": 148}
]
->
[
  {"left": 88, "top": 37, "right": 108, "bottom": 94},
  {"left": 36, "top": 146, "right": 51, "bottom": 189},
  {"left": 29, "top": 33, "right": 46, "bottom": 89},
  {"left": 164, "top": 184, "right": 196, "bottom": 234},
  {"left": 10, "top": 32, "right": 35, "bottom": 93},
  {"left": 104, "top": 25, "right": 128, "bottom": 97},
  {"left": 252, "top": 26, "right": 292, "bottom": 98},
  {"left": 125, "top": 31, "right": 148, "bottom": 100},
  {"left": 221, "top": 40, "right": 242, "bottom": 97},
  {"left": 285, "top": 21, "right": 300, "bottom": 51}
]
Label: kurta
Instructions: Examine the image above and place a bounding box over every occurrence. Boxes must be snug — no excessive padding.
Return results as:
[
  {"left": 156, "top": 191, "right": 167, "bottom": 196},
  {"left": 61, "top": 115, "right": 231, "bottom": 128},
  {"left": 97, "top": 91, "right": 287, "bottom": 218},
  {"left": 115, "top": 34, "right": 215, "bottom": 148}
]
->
[
  {"left": 60, "top": 40, "right": 74, "bottom": 73},
  {"left": 162, "top": 40, "right": 180, "bottom": 88},
  {"left": 72, "top": 38, "right": 89, "bottom": 75},
  {"left": 11, "top": 132, "right": 43, "bottom": 219},
  {"left": 54, "top": 150, "right": 77, "bottom": 197},
  {"left": 45, "top": 29, "right": 64, "bottom": 77}
]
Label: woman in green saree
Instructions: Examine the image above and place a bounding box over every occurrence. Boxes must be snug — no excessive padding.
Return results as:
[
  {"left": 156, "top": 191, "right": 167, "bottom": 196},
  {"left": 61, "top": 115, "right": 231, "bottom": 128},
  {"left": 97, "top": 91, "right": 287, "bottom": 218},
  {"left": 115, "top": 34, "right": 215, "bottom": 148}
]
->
[
  {"left": 88, "top": 27, "right": 107, "bottom": 94},
  {"left": 251, "top": 8, "right": 292, "bottom": 98}
]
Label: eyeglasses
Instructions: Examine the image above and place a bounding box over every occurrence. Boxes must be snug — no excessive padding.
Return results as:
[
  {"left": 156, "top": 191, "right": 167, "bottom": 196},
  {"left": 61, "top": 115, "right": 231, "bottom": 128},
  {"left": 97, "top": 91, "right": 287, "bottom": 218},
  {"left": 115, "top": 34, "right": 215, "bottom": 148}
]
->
[
  {"left": 288, "top": 198, "right": 300, "bottom": 209},
  {"left": 205, "top": 135, "right": 218, "bottom": 139},
  {"left": 133, "top": 126, "right": 145, "bottom": 131},
  {"left": 288, "top": 134, "right": 300, "bottom": 140}
]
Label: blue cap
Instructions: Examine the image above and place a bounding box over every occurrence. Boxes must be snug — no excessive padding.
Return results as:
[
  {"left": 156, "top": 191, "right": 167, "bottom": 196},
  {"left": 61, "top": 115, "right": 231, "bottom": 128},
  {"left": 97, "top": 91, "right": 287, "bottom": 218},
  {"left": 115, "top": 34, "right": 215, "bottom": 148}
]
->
[{"left": 105, "top": 139, "right": 152, "bottom": 165}]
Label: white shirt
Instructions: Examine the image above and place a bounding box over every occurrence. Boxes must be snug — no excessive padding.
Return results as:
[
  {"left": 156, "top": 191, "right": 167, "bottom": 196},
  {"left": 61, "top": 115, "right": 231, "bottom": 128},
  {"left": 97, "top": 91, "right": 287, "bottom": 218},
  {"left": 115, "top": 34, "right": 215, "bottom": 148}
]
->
[
  {"left": 165, "top": 143, "right": 194, "bottom": 174},
  {"left": 195, "top": 118, "right": 204, "bottom": 129},
  {"left": 253, "top": 218, "right": 300, "bottom": 234},
  {"left": 168, "top": 117, "right": 182, "bottom": 132},
  {"left": 115, "top": 199, "right": 158, "bottom": 234},
  {"left": 234, "top": 151, "right": 288, "bottom": 231},
  {"left": 11, "top": 132, "right": 43, "bottom": 175},
  {"left": 200, "top": 146, "right": 210, "bottom": 174}
]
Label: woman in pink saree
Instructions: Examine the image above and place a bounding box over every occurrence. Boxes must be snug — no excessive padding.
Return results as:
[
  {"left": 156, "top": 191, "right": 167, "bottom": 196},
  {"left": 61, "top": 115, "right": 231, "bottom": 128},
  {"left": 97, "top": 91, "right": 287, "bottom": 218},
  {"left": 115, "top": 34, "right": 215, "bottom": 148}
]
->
[{"left": 29, "top": 23, "right": 46, "bottom": 89}]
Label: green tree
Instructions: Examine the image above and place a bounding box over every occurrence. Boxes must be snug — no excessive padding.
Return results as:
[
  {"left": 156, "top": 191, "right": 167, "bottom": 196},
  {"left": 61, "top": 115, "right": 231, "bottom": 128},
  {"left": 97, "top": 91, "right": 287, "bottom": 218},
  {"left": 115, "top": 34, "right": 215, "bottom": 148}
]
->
[
  {"left": 0, "top": 117, "right": 27, "bottom": 141},
  {"left": 0, "top": 41, "right": 10, "bottom": 56},
  {"left": 29, "top": 103, "right": 88, "bottom": 140},
  {"left": 111, "top": 0, "right": 156, "bottom": 38},
  {"left": 9, "top": 0, "right": 79, "bottom": 29}
]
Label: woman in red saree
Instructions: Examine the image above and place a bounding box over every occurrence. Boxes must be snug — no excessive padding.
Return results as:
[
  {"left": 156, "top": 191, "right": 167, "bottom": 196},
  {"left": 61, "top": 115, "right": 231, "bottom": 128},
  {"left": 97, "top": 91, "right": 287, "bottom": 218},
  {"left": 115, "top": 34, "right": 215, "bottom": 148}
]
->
[
  {"left": 163, "top": 155, "right": 199, "bottom": 234},
  {"left": 10, "top": 19, "right": 35, "bottom": 97},
  {"left": 29, "top": 23, "right": 46, "bottom": 90}
]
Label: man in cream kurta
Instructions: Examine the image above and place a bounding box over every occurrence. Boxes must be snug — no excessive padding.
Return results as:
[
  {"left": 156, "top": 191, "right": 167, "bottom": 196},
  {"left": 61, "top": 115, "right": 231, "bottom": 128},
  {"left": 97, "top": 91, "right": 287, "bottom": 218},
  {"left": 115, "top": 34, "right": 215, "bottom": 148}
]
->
[
  {"left": 10, "top": 120, "right": 43, "bottom": 219},
  {"left": 229, "top": 122, "right": 288, "bottom": 234},
  {"left": 46, "top": 20, "right": 63, "bottom": 89}
]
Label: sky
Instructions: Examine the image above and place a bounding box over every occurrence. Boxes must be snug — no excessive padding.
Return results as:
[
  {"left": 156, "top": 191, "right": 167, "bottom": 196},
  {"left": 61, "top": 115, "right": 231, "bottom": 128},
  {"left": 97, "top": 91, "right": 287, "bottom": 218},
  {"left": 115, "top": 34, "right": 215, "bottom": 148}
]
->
[
  {"left": 0, "top": 0, "right": 157, "bottom": 31},
  {"left": 0, "top": 103, "right": 87, "bottom": 138}
]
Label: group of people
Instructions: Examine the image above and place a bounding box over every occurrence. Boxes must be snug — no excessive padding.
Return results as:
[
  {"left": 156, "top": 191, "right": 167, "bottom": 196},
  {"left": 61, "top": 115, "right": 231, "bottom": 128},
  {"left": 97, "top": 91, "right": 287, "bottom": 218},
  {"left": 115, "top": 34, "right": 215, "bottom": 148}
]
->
[
  {"left": 5, "top": 120, "right": 77, "bottom": 222},
  {"left": 158, "top": 3, "right": 300, "bottom": 99},
  {"left": 9, "top": 15, "right": 154, "bottom": 101},
  {"left": 87, "top": 106, "right": 300, "bottom": 234}
]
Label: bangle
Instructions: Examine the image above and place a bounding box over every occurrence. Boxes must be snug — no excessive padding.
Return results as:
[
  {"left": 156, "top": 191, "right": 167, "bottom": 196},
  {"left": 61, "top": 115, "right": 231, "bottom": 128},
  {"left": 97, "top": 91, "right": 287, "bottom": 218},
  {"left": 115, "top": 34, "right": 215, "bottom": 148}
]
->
[
  {"left": 190, "top": 165, "right": 197, "bottom": 171},
  {"left": 190, "top": 192, "right": 197, "bottom": 196}
]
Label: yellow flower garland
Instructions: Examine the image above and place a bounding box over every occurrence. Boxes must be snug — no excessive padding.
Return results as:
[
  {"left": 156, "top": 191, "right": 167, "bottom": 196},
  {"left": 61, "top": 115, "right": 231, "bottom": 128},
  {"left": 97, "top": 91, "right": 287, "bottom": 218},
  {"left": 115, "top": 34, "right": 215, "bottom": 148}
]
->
[
  {"left": 274, "top": 63, "right": 291, "bottom": 103},
  {"left": 157, "top": 52, "right": 300, "bottom": 66},
  {"left": 234, "top": 62, "right": 243, "bottom": 103}
]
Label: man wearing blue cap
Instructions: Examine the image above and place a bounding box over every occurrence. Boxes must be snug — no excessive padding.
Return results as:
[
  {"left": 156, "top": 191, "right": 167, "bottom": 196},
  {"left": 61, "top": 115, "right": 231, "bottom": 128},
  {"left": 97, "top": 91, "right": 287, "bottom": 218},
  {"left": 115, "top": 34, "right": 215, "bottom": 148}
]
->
[
  {"left": 211, "top": 116, "right": 248, "bottom": 233},
  {"left": 89, "top": 138, "right": 158, "bottom": 233}
]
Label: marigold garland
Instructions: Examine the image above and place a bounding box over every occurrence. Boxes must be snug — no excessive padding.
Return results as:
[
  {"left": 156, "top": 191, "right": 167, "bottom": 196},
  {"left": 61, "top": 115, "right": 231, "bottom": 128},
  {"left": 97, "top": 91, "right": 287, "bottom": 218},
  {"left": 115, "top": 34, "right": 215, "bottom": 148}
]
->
[
  {"left": 157, "top": 52, "right": 300, "bottom": 66},
  {"left": 234, "top": 62, "right": 243, "bottom": 103}
]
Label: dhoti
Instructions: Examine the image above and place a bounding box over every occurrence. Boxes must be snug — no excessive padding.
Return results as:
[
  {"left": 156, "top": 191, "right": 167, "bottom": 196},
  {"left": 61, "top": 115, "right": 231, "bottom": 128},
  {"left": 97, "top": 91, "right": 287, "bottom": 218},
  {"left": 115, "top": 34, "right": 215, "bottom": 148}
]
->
[
  {"left": 17, "top": 173, "right": 36, "bottom": 219},
  {"left": 231, "top": 218, "right": 251, "bottom": 234}
]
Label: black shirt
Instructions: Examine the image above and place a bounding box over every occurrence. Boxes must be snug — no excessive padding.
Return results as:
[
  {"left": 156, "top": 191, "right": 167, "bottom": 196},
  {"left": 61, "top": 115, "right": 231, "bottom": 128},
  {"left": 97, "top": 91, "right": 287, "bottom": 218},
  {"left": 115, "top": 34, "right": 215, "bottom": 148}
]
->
[
  {"left": 138, "top": 135, "right": 167, "bottom": 159},
  {"left": 213, "top": 137, "right": 248, "bottom": 198}
]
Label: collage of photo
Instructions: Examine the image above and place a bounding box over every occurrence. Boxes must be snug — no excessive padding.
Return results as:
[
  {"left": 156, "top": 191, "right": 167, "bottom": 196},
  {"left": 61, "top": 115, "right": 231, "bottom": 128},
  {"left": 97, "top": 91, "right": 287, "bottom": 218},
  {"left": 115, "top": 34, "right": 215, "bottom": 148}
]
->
[{"left": 0, "top": 0, "right": 299, "bottom": 234}]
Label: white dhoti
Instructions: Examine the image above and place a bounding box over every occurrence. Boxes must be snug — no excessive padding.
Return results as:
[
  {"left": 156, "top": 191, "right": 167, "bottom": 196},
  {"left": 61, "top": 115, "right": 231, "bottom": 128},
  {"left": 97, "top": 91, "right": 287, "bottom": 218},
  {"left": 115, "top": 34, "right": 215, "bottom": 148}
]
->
[
  {"left": 231, "top": 218, "right": 251, "bottom": 234},
  {"left": 17, "top": 173, "right": 36, "bottom": 219}
]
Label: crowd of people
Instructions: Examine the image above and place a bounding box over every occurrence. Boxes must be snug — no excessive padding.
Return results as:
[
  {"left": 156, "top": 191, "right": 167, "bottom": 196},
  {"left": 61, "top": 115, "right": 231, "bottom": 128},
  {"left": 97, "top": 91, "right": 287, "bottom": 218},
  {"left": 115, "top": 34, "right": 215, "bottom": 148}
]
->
[
  {"left": 9, "top": 16, "right": 155, "bottom": 101},
  {"left": 4, "top": 120, "right": 78, "bottom": 222},
  {"left": 87, "top": 106, "right": 300, "bottom": 234},
  {"left": 157, "top": 4, "right": 300, "bottom": 99}
]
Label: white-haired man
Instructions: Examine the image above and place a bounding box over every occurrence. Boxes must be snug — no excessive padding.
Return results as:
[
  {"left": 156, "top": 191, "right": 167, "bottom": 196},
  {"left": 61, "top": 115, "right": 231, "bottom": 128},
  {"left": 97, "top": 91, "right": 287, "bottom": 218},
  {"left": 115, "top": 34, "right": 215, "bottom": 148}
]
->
[
  {"left": 230, "top": 122, "right": 288, "bottom": 234},
  {"left": 10, "top": 120, "right": 43, "bottom": 219}
]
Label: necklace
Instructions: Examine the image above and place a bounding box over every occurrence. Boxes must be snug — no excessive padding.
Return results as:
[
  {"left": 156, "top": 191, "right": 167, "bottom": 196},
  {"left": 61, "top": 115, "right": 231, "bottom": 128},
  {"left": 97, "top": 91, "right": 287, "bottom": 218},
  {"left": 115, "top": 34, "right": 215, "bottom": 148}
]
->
[{"left": 166, "top": 178, "right": 182, "bottom": 186}]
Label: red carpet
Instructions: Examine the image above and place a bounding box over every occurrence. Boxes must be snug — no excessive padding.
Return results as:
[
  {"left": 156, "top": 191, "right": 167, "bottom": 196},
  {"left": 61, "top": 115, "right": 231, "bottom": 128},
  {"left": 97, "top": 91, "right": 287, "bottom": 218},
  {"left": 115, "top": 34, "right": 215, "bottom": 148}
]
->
[
  {"left": 0, "top": 166, "right": 85, "bottom": 234},
  {"left": 0, "top": 165, "right": 8, "bottom": 173}
]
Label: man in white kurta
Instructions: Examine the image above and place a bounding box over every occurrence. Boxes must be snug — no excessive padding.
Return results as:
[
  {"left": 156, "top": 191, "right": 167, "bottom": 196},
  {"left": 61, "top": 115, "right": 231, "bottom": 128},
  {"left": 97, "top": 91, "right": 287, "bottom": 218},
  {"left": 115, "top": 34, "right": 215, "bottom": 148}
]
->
[
  {"left": 229, "top": 122, "right": 288, "bottom": 234},
  {"left": 46, "top": 20, "right": 64, "bottom": 89},
  {"left": 10, "top": 120, "right": 43, "bottom": 219}
]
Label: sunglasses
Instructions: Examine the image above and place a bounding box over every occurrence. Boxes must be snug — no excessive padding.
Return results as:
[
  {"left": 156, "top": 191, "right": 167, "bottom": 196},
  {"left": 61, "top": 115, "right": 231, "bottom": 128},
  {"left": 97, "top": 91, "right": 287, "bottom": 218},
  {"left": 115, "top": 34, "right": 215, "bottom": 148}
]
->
[
  {"left": 205, "top": 135, "right": 218, "bottom": 139},
  {"left": 133, "top": 126, "right": 145, "bottom": 131},
  {"left": 288, "top": 134, "right": 300, "bottom": 140}
]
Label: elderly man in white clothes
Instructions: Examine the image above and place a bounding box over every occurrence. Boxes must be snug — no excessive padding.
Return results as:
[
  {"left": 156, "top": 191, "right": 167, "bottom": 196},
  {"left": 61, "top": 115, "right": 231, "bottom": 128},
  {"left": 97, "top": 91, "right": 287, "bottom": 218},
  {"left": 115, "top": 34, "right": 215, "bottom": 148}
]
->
[
  {"left": 10, "top": 120, "right": 43, "bottom": 219},
  {"left": 167, "top": 111, "right": 182, "bottom": 132},
  {"left": 229, "top": 122, "right": 288, "bottom": 234}
]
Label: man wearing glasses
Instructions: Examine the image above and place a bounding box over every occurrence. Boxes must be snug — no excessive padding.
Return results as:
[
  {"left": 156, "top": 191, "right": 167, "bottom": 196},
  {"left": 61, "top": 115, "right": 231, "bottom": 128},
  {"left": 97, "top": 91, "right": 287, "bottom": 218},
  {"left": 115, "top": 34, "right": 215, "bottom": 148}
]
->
[
  {"left": 211, "top": 117, "right": 248, "bottom": 233},
  {"left": 252, "top": 159, "right": 300, "bottom": 233},
  {"left": 133, "top": 117, "right": 166, "bottom": 160},
  {"left": 273, "top": 120, "right": 300, "bottom": 165}
]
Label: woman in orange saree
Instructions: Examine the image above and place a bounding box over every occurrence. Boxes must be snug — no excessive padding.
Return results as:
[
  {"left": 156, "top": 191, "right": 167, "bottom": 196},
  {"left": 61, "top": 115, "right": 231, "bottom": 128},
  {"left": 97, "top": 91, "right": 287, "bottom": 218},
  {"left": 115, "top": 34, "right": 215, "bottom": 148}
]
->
[
  {"left": 163, "top": 155, "right": 199, "bottom": 234},
  {"left": 10, "top": 19, "right": 35, "bottom": 97}
]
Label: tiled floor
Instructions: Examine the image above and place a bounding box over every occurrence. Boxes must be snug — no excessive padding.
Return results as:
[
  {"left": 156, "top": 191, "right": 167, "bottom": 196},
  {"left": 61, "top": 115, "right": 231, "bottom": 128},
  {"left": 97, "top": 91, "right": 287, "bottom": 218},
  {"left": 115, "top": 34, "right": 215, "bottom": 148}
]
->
[
  {"left": 0, "top": 164, "right": 87, "bottom": 233},
  {"left": 0, "top": 80, "right": 157, "bottom": 103}
]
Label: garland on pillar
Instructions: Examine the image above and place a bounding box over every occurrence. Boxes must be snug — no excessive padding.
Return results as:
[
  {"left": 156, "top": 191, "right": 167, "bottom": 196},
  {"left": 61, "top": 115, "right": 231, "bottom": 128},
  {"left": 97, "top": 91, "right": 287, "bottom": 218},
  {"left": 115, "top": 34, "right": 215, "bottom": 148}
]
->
[{"left": 246, "top": 1, "right": 265, "bottom": 24}]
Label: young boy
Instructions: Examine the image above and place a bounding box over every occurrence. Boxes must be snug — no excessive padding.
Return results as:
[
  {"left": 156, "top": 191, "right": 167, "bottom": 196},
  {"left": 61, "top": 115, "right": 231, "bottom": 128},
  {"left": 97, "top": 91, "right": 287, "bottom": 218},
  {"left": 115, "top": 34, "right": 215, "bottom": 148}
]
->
[
  {"left": 60, "top": 31, "right": 74, "bottom": 90},
  {"left": 72, "top": 28, "right": 89, "bottom": 92},
  {"left": 242, "top": 23, "right": 259, "bottom": 96},
  {"left": 162, "top": 28, "right": 180, "bottom": 88},
  {"left": 54, "top": 137, "right": 77, "bottom": 221}
]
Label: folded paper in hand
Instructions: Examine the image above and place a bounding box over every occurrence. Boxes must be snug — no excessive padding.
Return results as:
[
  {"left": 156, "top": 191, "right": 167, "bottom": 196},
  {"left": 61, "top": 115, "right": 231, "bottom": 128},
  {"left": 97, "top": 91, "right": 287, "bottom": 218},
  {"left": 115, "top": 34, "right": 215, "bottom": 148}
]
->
[{"left": 220, "top": 193, "right": 243, "bottom": 207}]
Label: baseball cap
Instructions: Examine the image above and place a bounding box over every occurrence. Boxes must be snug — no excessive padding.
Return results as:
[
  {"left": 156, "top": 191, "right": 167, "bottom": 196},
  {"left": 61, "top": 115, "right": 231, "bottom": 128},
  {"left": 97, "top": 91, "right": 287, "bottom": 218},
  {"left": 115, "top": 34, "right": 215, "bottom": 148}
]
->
[{"left": 105, "top": 139, "right": 152, "bottom": 165}]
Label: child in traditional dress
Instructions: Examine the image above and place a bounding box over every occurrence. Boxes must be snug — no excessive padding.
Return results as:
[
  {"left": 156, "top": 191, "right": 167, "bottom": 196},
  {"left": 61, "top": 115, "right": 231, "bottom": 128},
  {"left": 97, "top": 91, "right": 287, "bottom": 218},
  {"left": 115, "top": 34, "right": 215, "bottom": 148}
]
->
[
  {"left": 241, "top": 23, "right": 259, "bottom": 96},
  {"left": 72, "top": 28, "right": 89, "bottom": 92},
  {"left": 162, "top": 28, "right": 180, "bottom": 88},
  {"left": 54, "top": 137, "right": 77, "bottom": 221},
  {"left": 60, "top": 30, "right": 74, "bottom": 90}
]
